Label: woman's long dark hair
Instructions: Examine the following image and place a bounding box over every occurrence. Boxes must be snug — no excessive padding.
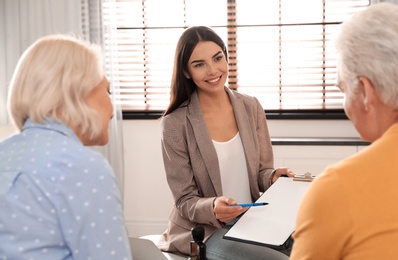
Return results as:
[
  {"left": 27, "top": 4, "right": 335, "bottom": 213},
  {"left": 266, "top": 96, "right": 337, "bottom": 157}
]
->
[{"left": 163, "top": 26, "right": 228, "bottom": 116}]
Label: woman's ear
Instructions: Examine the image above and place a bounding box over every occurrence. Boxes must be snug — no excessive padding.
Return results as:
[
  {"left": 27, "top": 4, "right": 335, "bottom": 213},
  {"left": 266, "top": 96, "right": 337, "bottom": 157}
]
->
[{"left": 184, "top": 71, "right": 191, "bottom": 79}]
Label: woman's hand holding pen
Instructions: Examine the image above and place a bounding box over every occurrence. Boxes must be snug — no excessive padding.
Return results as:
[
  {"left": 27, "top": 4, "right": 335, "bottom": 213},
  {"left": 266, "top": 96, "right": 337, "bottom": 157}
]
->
[
  {"left": 213, "top": 196, "right": 248, "bottom": 224},
  {"left": 271, "top": 167, "right": 295, "bottom": 184}
]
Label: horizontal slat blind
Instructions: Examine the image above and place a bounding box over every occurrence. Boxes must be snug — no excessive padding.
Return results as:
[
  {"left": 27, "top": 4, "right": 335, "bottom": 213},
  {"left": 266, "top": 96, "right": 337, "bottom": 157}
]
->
[{"left": 102, "top": 0, "right": 369, "bottom": 112}]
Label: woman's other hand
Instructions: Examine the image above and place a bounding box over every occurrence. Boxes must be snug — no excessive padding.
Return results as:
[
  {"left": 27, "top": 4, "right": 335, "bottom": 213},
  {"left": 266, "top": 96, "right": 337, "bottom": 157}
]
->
[{"left": 271, "top": 167, "right": 295, "bottom": 184}]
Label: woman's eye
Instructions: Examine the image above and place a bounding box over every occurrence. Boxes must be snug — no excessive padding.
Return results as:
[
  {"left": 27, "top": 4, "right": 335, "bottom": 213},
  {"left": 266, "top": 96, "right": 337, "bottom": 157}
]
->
[
  {"left": 215, "top": 55, "right": 223, "bottom": 62},
  {"left": 194, "top": 63, "right": 204, "bottom": 68}
]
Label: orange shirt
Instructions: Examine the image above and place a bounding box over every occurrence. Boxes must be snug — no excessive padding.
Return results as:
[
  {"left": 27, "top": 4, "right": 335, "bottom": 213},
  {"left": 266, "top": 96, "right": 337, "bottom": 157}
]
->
[{"left": 291, "top": 123, "right": 398, "bottom": 260}]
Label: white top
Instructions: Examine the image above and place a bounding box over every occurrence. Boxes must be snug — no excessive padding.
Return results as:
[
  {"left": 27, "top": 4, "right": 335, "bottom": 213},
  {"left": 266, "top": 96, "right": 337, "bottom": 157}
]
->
[{"left": 212, "top": 132, "right": 252, "bottom": 203}]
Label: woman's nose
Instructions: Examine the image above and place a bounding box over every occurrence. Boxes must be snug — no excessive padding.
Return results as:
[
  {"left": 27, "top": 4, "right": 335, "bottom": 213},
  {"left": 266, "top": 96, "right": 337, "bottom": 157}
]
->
[{"left": 206, "top": 63, "right": 216, "bottom": 75}]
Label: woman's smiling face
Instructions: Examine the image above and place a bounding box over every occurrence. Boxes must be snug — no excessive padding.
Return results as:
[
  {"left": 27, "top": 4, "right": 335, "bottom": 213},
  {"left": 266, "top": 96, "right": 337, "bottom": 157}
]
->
[{"left": 186, "top": 41, "right": 228, "bottom": 95}]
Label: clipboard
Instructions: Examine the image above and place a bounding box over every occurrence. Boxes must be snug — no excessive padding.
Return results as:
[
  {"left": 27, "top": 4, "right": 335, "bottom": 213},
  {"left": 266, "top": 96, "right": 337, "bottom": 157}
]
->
[
  {"left": 223, "top": 177, "right": 312, "bottom": 247},
  {"left": 293, "top": 172, "right": 315, "bottom": 182}
]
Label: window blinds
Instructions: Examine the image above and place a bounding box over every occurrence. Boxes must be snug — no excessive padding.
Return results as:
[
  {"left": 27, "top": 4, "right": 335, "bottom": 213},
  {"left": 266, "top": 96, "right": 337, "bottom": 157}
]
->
[{"left": 102, "top": 0, "right": 369, "bottom": 112}]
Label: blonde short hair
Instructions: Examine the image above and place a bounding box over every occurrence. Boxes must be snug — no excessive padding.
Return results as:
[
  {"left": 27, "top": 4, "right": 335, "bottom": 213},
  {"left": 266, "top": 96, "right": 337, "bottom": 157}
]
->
[{"left": 8, "top": 34, "right": 106, "bottom": 140}]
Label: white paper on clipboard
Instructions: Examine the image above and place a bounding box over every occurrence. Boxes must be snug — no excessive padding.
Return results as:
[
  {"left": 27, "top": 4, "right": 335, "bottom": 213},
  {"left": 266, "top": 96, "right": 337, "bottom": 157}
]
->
[{"left": 223, "top": 177, "right": 311, "bottom": 247}]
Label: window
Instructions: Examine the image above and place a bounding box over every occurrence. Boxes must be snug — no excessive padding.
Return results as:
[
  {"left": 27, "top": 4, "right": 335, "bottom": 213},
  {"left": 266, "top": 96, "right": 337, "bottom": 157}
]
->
[{"left": 102, "top": 0, "right": 369, "bottom": 118}]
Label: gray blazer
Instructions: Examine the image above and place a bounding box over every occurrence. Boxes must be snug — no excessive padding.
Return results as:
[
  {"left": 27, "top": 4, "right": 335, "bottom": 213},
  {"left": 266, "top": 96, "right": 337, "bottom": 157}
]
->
[{"left": 158, "top": 87, "right": 274, "bottom": 255}]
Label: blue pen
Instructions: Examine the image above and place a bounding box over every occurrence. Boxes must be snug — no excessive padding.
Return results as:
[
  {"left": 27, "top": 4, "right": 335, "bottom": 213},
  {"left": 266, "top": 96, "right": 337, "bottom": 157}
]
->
[{"left": 231, "top": 202, "right": 269, "bottom": 207}]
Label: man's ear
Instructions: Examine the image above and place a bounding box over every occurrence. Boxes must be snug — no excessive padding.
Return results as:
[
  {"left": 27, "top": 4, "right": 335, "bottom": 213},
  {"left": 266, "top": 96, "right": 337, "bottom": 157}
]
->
[{"left": 358, "top": 76, "right": 377, "bottom": 112}]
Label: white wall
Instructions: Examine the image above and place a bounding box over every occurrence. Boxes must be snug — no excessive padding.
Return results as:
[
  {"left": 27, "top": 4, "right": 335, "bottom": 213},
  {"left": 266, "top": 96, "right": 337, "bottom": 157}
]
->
[
  {"left": 0, "top": 124, "right": 17, "bottom": 140},
  {"left": 122, "top": 119, "right": 174, "bottom": 236}
]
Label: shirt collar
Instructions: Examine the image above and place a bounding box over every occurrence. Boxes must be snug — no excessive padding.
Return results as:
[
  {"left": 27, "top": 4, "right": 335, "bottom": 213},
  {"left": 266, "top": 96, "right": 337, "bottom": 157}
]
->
[{"left": 22, "top": 117, "right": 82, "bottom": 144}]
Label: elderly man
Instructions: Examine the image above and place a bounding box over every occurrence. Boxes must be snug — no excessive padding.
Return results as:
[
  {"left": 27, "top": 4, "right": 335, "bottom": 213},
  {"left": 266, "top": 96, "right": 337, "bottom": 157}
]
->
[{"left": 291, "top": 3, "right": 398, "bottom": 260}]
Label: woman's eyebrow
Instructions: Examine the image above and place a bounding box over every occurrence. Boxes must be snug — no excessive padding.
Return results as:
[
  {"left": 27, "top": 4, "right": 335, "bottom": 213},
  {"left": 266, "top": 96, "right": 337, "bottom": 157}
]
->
[{"left": 190, "top": 51, "right": 223, "bottom": 64}]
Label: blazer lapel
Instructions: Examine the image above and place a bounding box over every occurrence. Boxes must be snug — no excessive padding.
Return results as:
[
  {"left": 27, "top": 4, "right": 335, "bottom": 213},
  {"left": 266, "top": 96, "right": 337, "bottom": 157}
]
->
[{"left": 186, "top": 91, "right": 223, "bottom": 196}]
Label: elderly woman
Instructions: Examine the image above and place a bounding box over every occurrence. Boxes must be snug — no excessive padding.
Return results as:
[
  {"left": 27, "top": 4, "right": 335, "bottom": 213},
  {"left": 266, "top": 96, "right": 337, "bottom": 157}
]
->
[
  {"left": 0, "top": 35, "right": 132, "bottom": 259},
  {"left": 291, "top": 3, "right": 398, "bottom": 260}
]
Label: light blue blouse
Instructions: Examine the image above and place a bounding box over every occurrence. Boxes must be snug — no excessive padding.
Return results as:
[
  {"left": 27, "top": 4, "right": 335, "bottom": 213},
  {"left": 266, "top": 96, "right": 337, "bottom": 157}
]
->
[{"left": 0, "top": 118, "right": 132, "bottom": 260}]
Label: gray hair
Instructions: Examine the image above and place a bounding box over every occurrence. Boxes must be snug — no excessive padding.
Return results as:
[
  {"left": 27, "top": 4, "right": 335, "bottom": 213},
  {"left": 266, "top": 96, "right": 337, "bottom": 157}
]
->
[
  {"left": 7, "top": 34, "right": 105, "bottom": 140},
  {"left": 335, "top": 2, "right": 398, "bottom": 108}
]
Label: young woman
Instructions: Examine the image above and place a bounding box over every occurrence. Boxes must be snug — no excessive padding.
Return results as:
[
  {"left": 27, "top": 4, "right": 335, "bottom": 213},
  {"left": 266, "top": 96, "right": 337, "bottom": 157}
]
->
[{"left": 158, "top": 26, "right": 294, "bottom": 259}]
